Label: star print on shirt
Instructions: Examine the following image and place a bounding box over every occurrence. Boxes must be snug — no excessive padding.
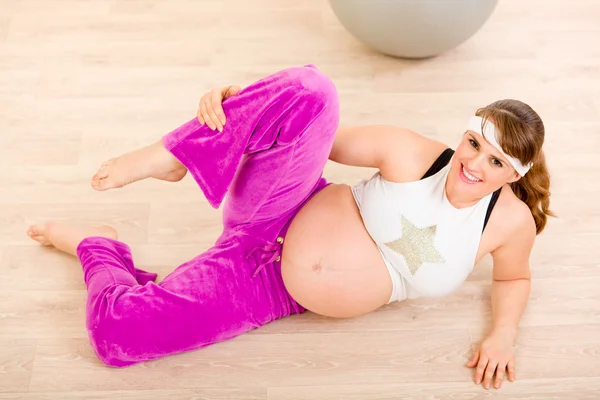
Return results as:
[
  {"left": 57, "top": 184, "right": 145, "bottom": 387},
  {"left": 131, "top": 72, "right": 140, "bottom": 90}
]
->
[{"left": 384, "top": 215, "right": 445, "bottom": 275}]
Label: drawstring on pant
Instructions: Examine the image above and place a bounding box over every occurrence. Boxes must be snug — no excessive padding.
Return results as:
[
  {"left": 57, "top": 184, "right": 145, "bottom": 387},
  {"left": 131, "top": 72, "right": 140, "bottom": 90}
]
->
[{"left": 247, "top": 236, "right": 284, "bottom": 277}]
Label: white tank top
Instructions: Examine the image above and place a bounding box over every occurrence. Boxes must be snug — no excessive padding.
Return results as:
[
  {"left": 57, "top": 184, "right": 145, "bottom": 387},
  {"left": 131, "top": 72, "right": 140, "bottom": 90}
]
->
[{"left": 350, "top": 150, "right": 495, "bottom": 301}]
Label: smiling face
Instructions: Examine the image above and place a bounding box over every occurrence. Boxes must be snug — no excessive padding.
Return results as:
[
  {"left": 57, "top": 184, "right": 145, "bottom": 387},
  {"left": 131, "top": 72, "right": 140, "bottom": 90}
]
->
[
  {"left": 446, "top": 131, "right": 521, "bottom": 205},
  {"left": 442, "top": 99, "right": 548, "bottom": 230}
]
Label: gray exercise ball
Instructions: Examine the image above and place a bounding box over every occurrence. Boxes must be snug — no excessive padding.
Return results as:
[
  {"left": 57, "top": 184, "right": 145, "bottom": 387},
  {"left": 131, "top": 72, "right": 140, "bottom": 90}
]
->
[{"left": 329, "top": 0, "right": 499, "bottom": 59}]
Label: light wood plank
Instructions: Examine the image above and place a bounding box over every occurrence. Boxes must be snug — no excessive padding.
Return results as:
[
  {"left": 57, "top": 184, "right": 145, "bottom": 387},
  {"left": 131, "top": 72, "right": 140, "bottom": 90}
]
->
[
  {"left": 0, "top": 18, "right": 8, "bottom": 42},
  {"left": 0, "top": 290, "right": 86, "bottom": 340},
  {"left": 0, "top": 389, "right": 265, "bottom": 400},
  {"left": 267, "top": 377, "right": 600, "bottom": 400},
  {"left": 0, "top": 340, "right": 36, "bottom": 394},
  {"left": 29, "top": 330, "right": 471, "bottom": 391}
]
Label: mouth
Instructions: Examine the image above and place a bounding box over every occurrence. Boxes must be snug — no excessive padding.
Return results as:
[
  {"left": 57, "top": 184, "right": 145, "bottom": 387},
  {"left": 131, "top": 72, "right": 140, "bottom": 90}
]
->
[{"left": 459, "top": 163, "right": 482, "bottom": 184}]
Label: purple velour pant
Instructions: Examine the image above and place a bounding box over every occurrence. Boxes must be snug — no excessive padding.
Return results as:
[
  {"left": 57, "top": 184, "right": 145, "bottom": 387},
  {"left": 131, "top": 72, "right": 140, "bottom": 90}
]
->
[{"left": 75, "top": 64, "right": 340, "bottom": 367}]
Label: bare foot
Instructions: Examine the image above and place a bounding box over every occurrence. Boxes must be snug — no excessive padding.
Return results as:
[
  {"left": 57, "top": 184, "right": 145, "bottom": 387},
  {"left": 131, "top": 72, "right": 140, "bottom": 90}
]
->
[
  {"left": 91, "top": 140, "right": 187, "bottom": 191},
  {"left": 27, "top": 222, "right": 118, "bottom": 256}
]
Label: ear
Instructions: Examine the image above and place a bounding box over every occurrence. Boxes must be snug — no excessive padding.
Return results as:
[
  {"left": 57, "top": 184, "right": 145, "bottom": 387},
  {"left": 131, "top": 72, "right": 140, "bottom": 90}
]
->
[{"left": 507, "top": 172, "right": 521, "bottom": 183}]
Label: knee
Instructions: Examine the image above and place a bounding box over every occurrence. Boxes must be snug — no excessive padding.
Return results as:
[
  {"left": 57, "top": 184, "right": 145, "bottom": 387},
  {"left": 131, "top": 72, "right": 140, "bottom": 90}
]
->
[
  {"left": 87, "top": 323, "right": 130, "bottom": 367},
  {"left": 86, "top": 300, "right": 173, "bottom": 368},
  {"left": 288, "top": 64, "right": 339, "bottom": 108}
]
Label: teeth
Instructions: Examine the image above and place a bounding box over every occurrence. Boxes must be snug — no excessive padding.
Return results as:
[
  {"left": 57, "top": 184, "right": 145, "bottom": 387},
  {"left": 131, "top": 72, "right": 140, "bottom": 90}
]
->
[{"left": 462, "top": 166, "right": 481, "bottom": 182}]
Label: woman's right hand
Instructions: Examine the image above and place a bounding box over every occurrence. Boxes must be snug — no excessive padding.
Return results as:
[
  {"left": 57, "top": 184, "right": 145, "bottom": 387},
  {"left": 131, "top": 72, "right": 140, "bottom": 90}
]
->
[{"left": 197, "top": 84, "right": 242, "bottom": 132}]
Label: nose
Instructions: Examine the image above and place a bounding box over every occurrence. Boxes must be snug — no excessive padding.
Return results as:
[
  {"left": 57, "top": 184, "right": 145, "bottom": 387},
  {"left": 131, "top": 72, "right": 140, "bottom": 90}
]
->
[{"left": 465, "top": 154, "right": 486, "bottom": 172}]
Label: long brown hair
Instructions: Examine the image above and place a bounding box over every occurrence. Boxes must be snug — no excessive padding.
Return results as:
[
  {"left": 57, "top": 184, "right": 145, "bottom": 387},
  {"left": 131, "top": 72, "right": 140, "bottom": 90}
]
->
[{"left": 476, "top": 99, "right": 555, "bottom": 234}]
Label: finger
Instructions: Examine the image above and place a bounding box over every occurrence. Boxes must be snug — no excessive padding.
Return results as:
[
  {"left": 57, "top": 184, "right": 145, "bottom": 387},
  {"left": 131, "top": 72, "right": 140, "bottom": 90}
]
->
[
  {"left": 507, "top": 360, "right": 516, "bottom": 382},
  {"left": 200, "top": 100, "right": 216, "bottom": 130},
  {"left": 483, "top": 359, "right": 498, "bottom": 389},
  {"left": 467, "top": 348, "right": 480, "bottom": 367},
  {"left": 205, "top": 99, "right": 223, "bottom": 132},
  {"left": 475, "top": 356, "right": 488, "bottom": 384},
  {"left": 197, "top": 98, "right": 205, "bottom": 124},
  {"left": 211, "top": 90, "right": 226, "bottom": 126},
  {"left": 200, "top": 97, "right": 214, "bottom": 129},
  {"left": 204, "top": 93, "right": 222, "bottom": 132},
  {"left": 226, "top": 84, "right": 241, "bottom": 97},
  {"left": 197, "top": 104, "right": 204, "bottom": 125},
  {"left": 494, "top": 363, "right": 506, "bottom": 389}
]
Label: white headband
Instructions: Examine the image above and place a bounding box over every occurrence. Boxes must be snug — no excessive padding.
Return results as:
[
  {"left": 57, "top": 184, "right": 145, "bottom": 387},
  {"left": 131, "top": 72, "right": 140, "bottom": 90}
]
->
[{"left": 466, "top": 116, "right": 532, "bottom": 176}]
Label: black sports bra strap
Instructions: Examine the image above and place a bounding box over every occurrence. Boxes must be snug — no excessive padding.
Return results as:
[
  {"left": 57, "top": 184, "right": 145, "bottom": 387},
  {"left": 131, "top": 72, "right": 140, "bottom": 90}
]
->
[
  {"left": 421, "top": 148, "right": 455, "bottom": 179},
  {"left": 482, "top": 188, "right": 501, "bottom": 232}
]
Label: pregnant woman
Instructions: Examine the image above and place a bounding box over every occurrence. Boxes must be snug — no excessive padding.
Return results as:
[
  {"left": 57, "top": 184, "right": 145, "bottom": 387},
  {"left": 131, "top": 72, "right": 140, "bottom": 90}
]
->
[{"left": 27, "top": 64, "right": 553, "bottom": 390}]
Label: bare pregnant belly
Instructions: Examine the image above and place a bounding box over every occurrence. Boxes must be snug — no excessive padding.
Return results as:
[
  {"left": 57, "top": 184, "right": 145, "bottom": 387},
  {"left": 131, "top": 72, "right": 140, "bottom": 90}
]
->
[{"left": 281, "top": 184, "right": 393, "bottom": 318}]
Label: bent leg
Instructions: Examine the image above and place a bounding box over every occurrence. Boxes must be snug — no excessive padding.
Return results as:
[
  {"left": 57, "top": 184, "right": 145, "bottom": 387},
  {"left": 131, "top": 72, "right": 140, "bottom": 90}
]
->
[{"left": 162, "top": 64, "right": 339, "bottom": 213}]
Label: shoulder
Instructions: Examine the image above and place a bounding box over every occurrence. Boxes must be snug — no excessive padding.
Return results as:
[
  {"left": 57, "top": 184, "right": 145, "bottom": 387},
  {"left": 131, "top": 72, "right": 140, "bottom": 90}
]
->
[
  {"left": 488, "top": 186, "right": 536, "bottom": 279},
  {"left": 377, "top": 127, "right": 449, "bottom": 182},
  {"left": 493, "top": 185, "right": 536, "bottom": 240}
]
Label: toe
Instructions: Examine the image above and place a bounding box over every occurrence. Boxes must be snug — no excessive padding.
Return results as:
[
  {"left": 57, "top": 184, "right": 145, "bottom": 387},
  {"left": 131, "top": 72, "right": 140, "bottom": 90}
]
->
[
  {"left": 27, "top": 224, "right": 42, "bottom": 236},
  {"left": 27, "top": 225, "right": 48, "bottom": 244},
  {"left": 92, "top": 167, "right": 108, "bottom": 181},
  {"left": 92, "top": 161, "right": 112, "bottom": 181},
  {"left": 91, "top": 177, "right": 112, "bottom": 191},
  {"left": 30, "top": 234, "right": 44, "bottom": 244}
]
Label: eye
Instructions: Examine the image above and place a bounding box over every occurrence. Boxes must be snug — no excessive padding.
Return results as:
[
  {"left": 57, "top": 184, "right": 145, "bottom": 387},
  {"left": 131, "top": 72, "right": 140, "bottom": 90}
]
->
[
  {"left": 491, "top": 158, "right": 503, "bottom": 167},
  {"left": 469, "top": 139, "right": 479, "bottom": 149}
]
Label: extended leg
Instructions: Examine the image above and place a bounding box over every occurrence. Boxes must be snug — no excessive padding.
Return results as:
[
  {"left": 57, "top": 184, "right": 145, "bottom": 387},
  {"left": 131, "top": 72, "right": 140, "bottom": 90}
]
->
[{"left": 28, "top": 221, "right": 296, "bottom": 367}]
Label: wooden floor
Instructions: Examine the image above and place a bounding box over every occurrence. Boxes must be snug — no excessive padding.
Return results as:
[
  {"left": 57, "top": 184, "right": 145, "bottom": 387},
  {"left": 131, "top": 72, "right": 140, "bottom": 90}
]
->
[{"left": 1, "top": 0, "right": 599, "bottom": 398}]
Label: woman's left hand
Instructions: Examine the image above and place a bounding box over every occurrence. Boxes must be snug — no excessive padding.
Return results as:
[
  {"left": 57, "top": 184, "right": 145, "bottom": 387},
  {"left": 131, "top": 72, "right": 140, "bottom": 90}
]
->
[{"left": 467, "top": 328, "right": 517, "bottom": 389}]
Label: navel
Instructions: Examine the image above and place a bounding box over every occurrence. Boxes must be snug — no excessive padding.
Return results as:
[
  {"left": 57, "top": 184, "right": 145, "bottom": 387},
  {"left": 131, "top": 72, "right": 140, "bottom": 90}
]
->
[{"left": 312, "top": 262, "right": 323, "bottom": 273}]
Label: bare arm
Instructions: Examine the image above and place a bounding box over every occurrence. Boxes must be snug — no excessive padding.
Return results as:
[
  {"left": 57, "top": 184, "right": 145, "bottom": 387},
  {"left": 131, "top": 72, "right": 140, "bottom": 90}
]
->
[
  {"left": 329, "top": 125, "right": 396, "bottom": 168},
  {"left": 328, "top": 125, "right": 446, "bottom": 179},
  {"left": 469, "top": 203, "right": 536, "bottom": 389},
  {"left": 489, "top": 219, "right": 535, "bottom": 338}
]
